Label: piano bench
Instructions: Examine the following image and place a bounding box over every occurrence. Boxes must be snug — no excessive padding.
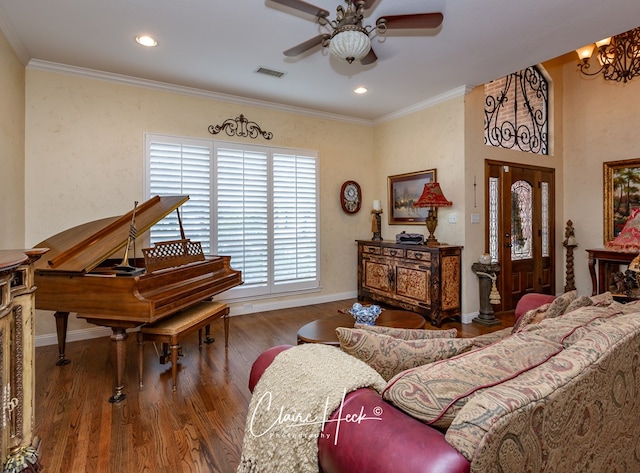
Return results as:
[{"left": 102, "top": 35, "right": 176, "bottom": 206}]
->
[{"left": 137, "top": 301, "right": 229, "bottom": 392}]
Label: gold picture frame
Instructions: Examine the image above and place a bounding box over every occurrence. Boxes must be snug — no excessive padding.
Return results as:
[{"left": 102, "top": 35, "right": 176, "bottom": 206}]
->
[
  {"left": 603, "top": 158, "right": 640, "bottom": 244},
  {"left": 387, "top": 169, "right": 436, "bottom": 224}
]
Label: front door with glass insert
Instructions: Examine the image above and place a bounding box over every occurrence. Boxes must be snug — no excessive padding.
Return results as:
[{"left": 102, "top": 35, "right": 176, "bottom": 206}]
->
[{"left": 486, "top": 161, "right": 555, "bottom": 311}]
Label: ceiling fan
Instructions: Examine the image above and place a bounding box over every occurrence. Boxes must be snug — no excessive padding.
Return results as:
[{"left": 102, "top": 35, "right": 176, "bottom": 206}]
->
[{"left": 270, "top": 0, "right": 443, "bottom": 65}]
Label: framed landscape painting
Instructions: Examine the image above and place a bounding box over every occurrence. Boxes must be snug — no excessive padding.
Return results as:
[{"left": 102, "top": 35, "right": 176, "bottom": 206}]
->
[
  {"left": 603, "top": 158, "right": 640, "bottom": 244},
  {"left": 387, "top": 169, "right": 436, "bottom": 224}
]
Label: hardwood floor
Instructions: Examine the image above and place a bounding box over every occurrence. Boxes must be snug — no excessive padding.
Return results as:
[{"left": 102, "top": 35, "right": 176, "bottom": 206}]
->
[{"left": 34, "top": 299, "right": 514, "bottom": 473}]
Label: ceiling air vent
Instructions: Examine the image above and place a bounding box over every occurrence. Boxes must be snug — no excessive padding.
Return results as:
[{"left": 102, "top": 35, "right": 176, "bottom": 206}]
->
[{"left": 255, "top": 67, "right": 285, "bottom": 78}]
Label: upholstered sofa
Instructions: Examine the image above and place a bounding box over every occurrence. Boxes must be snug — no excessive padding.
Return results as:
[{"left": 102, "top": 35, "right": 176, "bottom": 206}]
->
[{"left": 247, "top": 292, "right": 640, "bottom": 473}]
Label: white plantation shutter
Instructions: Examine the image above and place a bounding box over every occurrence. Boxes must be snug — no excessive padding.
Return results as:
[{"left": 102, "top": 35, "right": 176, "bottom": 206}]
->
[
  {"left": 146, "top": 136, "right": 212, "bottom": 254},
  {"left": 146, "top": 134, "right": 319, "bottom": 300},
  {"left": 272, "top": 153, "right": 318, "bottom": 291},
  {"left": 214, "top": 144, "right": 269, "bottom": 296}
]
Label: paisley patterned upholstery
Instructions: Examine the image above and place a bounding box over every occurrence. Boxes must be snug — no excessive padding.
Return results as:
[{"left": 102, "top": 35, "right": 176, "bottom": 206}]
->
[
  {"left": 336, "top": 328, "right": 474, "bottom": 381},
  {"left": 445, "top": 313, "right": 640, "bottom": 472},
  {"left": 353, "top": 324, "right": 458, "bottom": 340},
  {"left": 381, "top": 333, "right": 564, "bottom": 429}
]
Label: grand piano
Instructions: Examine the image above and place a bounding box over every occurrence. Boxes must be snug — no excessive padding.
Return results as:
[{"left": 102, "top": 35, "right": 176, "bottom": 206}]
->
[{"left": 33, "top": 195, "right": 242, "bottom": 402}]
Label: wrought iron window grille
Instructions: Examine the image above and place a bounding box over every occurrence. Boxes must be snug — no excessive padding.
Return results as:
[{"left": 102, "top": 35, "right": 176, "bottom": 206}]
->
[{"left": 484, "top": 66, "right": 548, "bottom": 155}]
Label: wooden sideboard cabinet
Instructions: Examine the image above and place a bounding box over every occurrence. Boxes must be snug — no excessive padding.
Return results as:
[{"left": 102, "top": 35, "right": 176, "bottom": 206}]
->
[
  {"left": 0, "top": 249, "right": 47, "bottom": 466},
  {"left": 356, "top": 240, "right": 462, "bottom": 327}
]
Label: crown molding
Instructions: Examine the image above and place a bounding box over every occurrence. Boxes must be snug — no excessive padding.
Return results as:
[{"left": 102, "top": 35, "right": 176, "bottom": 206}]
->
[
  {"left": 26, "top": 59, "right": 376, "bottom": 127},
  {"left": 374, "top": 85, "right": 475, "bottom": 125},
  {"left": 26, "top": 59, "right": 471, "bottom": 127}
]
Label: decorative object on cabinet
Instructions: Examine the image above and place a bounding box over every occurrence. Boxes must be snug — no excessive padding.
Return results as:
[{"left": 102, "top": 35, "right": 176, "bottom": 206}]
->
[
  {"left": 603, "top": 158, "right": 640, "bottom": 245},
  {"left": 371, "top": 201, "right": 383, "bottom": 241},
  {"left": 395, "top": 231, "right": 424, "bottom": 245},
  {"left": 387, "top": 169, "right": 436, "bottom": 224},
  {"left": 207, "top": 114, "right": 273, "bottom": 140},
  {"left": 563, "top": 220, "right": 578, "bottom": 292},
  {"left": 0, "top": 249, "right": 48, "bottom": 471},
  {"left": 356, "top": 240, "right": 462, "bottom": 327},
  {"left": 412, "top": 182, "right": 453, "bottom": 247},
  {"left": 471, "top": 262, "right": 501, "bottom": 326},
  {"left": 586, "top": 248, "right": 637, "bottom": 296},
  {"left": 340, "top": 180, "right": 361, "bottom": 214}
]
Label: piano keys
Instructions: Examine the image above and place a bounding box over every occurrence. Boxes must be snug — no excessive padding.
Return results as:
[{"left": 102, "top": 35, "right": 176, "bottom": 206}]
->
[{"left": 34, "top": 195, "right": 242, "bottom": 402}]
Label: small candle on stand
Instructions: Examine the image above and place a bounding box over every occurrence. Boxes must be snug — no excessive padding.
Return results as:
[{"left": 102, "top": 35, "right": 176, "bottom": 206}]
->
[{"left": 373, "top": 200, "right": 381, "bottom": 211}]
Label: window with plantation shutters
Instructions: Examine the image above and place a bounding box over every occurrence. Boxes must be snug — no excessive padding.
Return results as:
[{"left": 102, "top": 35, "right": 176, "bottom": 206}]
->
[{"left": 145, "top": 134, "right": 319, "bottom": 300}]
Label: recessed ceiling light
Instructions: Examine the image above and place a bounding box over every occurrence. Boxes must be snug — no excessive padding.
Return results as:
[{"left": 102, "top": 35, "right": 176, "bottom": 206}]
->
[
  {"left": 353, "top": 86, "right": 368, "bottom": 95},
  {"left": 135, "top": 35, "right": 157, "bottom": 47}
]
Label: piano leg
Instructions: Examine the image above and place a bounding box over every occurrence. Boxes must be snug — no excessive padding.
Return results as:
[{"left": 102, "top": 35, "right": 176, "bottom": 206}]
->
[
  {"left": 109, "top": 327, "right": 128, "bottom": 403},
  {"left": 54, "top": 311, "right": 71, "bottom": 366}
]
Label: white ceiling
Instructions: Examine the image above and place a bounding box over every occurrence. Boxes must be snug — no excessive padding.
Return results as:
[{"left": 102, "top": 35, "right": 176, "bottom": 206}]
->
[{"left": 1, "top": 0, "right": 639, "bottom": 122}]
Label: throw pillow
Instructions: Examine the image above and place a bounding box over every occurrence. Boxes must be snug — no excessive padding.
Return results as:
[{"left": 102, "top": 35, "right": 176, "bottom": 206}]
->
[
  {"left": 353, "top": 324, "right": 458, "bottom": 341},
  {"left": 511, "top": 303, "right": 551, "bottom": 334},
  {"left": 543, "top": 290, "right": 577, "bottom": 319},
  {"left": 336, "top": 328, "right": 475, "bottom": 381},
  {"left": 590, "top": 291, "right": 614, "bottom": 307},
  {"left": 381, "top": 332, "right": 563, "bottom": 429},
  {"left": 563, "top": 295, "right": 593, "bottom": 315}
]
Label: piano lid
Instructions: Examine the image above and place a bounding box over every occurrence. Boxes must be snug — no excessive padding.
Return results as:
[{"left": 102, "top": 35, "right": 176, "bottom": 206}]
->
[{"left": 34, "top": 195, "right": 189, "bottom": 273}]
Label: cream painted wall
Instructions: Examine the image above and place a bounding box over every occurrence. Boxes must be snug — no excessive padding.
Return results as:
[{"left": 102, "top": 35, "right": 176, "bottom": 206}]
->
[
  {"left": 373, "top": 97, "right": 470, "bottom": 311},
  {"left": 563, "top": 57, "right": 640, "bottom": 296},
  {"left": 462, "top": 59, "right": 567, "bottom": 309},
  {"left": 25, "top": 69, "right": 375, "bottom": 337},
  {"left": 0, "top": 28, "right": 25, "bottom": 247}
]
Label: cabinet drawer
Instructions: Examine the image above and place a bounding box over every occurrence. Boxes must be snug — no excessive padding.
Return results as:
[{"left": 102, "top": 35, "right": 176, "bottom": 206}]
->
[
  {"left": 362, "top": 245, "right": 381, "bottom": 255},
  {"left": 406, "top": 249, "right": 431, "bottom": 262},
  {"left": 383, "top": 247, "right": 405, "bottom": 258}
]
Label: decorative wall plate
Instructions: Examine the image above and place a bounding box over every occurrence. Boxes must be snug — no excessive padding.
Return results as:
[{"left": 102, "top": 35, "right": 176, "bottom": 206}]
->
[{"left": 341, "top": 180, "right": 361, "bottom": 214}]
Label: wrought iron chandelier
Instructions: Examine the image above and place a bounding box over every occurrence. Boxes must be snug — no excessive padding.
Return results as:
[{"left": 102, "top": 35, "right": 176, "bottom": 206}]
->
[{"left": 576, "top": 27, "right": 640, "bottom": 83}]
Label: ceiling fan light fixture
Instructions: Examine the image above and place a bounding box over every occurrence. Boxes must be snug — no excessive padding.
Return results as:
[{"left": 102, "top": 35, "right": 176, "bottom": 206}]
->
[{"left": 329, "top": 28, "right": 371, "bottom": 63}]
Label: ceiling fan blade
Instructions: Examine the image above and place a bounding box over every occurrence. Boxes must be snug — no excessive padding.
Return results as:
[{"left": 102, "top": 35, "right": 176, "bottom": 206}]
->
[
  {"left": 360, "top": 48, "right": 377, "bottom": 65},
  {"left": 269, "top": 0, "right": 330, "bottom": 19},
  {"left": 379, "top": 12, "right": 443, "bottom": 30},
  {"left": 284, "top": 34, "right": 330, "bottom": 57}
]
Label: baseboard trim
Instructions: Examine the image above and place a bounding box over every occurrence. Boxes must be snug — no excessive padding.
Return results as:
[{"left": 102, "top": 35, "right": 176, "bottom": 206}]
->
[
  {"left": 35, "top": 291, "right": 359, "bottom": 347},
  {"left": 461, "top": 312, "right": 478, "bottom": 325},
  {"left": 36, "top": 326, "right": 113, "bottom": 348}
]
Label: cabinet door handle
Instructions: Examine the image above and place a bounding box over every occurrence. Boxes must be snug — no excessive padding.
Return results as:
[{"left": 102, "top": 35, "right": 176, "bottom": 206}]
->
[
  {"left": 389, "top": 250, "right": 398, "bottom": 256},
  {"left": 414, "top": 252, "right": 423, "bottom": 259},
  {"left": 388, "top": 269, "right": 395, "bottom": 285}
]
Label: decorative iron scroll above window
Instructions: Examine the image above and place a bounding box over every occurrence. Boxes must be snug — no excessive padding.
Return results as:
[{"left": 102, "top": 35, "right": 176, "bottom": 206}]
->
[
  {"left": 208, "top": 114, "right": 273, "bottom": 140},
  {"left": 484, "top": 66, "right": 548, "bottom": 155}
]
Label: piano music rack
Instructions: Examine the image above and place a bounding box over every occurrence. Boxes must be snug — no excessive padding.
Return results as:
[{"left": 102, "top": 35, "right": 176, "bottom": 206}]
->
[{"left": 143, "top": 239, "right": 205, "bottom": 273}]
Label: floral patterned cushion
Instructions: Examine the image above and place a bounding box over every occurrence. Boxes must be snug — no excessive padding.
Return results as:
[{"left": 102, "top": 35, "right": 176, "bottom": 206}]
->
[
  {"left": 353, "top": 324, "right": 458, "bottom": 340},
  {"left": 336, "top": 328, "right": 474, "bottom": 381},
  {"left": 381, "top": 332, "right": 563, "bottom": 429}
]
